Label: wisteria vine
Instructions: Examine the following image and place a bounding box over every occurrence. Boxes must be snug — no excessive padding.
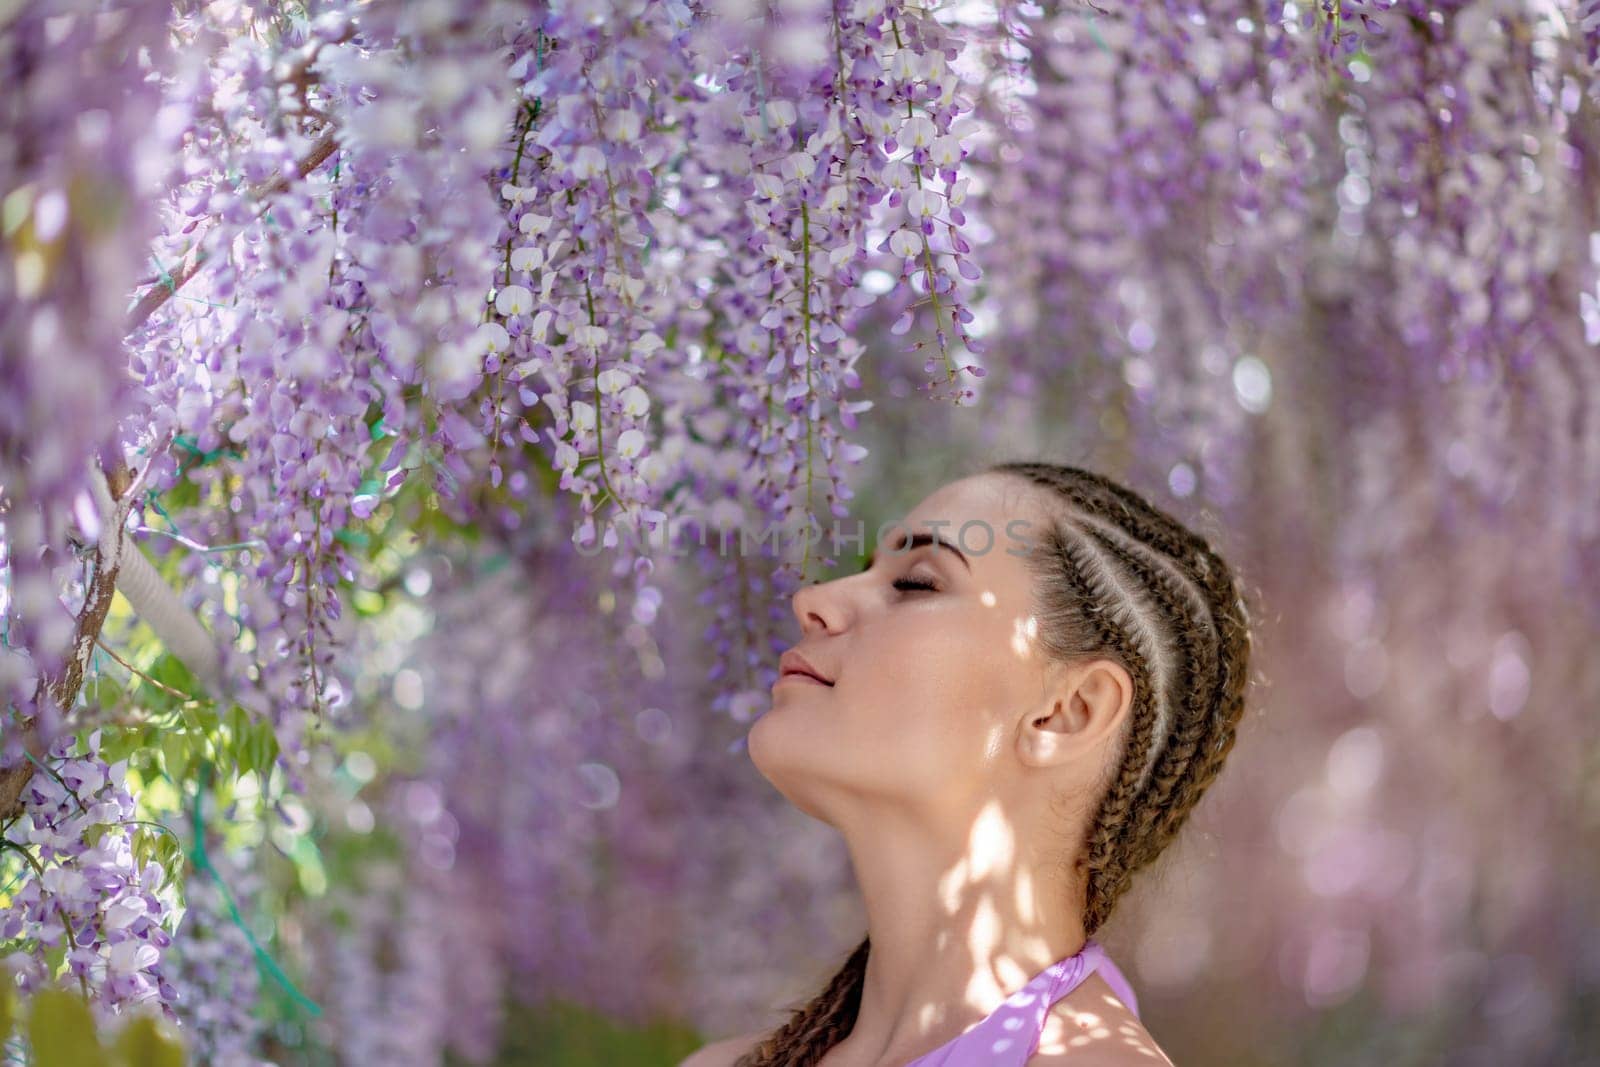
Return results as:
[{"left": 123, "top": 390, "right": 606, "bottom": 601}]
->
[{"left": 2, "top": 0, "right": 1598, "bottom": 1061}]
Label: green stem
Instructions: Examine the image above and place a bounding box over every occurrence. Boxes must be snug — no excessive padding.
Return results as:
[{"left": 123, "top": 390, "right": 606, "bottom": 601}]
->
[
  {"left": 502, "top": 102, "right": 540, "bottom": 290},
  {"left": 799, "top": 200, "right": 816, "bottom": 581},
  {"left": 891, "top": 17, "right": 957, "bottom": 385}
]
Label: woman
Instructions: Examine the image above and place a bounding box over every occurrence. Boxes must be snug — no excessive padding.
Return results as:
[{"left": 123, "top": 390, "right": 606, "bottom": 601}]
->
[{"left": 684, "top": 461, "right": 1255, "bottom": 1066}]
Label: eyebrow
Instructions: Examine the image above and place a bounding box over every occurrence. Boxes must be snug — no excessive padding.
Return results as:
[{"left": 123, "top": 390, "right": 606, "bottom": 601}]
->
[{"left": 861, "top": 531, "right": 971, "bottom": 573}]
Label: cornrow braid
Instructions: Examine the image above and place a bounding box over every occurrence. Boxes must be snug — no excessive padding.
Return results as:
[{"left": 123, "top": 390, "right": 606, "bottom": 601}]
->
[
  {"left": 1070, "top": 516, "right": 1218, "bottom": 915},
  {"left": 993, "top": 461, "right": 1253, "bottom": 935},
  {"left": 1057, "top": 512, "right": 1182, "bottom": 798},
  {"left": 1026, "top": 470, "right": 1249, "bottom": 791},
  {"left": 1032, "top": 518, "right": 1166, "bottom": 887},
  {"left": 733, "top": 462, "right": 1255, "bottom": 1065}
]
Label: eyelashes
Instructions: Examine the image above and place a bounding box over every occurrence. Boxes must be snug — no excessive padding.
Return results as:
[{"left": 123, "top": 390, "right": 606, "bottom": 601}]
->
[{"left": 892, "top": 575, "right": 940, "bottom": 594}]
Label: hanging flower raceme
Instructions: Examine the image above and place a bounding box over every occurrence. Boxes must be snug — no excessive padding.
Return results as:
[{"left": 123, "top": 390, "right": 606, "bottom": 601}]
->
[
  {"left": 92, "top": 1, "right": 999, "bottom": 760},
  {"left": 125, "top": 0, "right": 529, "bottom": 763},
  {"left": 0, "top": 0, "right": 174, "bottom": 741},
  {"left": 0, "top": 730, "right": 177, "bottom": 1021},
  {"left": 485, "top": 1, "right": 687, "bottom": 568},
  {"left": 1302, "top": 0, "right": 1600, "bottom": 578},
  {"left": 970, "top": 0, "right": 1320, "bottom": 506},
  {"left": 676, "top": 0, "right": 983, "bottom": 585},
  {"left": 161, "top": 847, "right": 271, "bottom": 1066}
]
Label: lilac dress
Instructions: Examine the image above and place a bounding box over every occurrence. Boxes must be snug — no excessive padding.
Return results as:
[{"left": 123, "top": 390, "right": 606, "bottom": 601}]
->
[{"left": 903, "top": 937, "right": 1140, "bottom": 1066}]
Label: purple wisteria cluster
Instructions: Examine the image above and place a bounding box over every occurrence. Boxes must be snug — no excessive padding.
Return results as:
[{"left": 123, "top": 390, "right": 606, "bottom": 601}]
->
[
  {"left": 93, "top": 0, "right": 990, "bottom": 770},
  {"left": 0, "top": 0, "right": 174, "bottom": 737},
  {"left": 1, "top": 0, "right": 966, "bottom": 1043},
  {"left": 968, "top": 0, "right": 1600, "bottom": 570},
  {"left": 3, "top": 0, "right": 1600, "bottom": 1059},
  {"left": 1318, "top": 0, "right": 1600, "bottom": 567},
  {"left": 297, "top": 532, "right": 856, "bottom": 1056},
  {"left": 124, "top": 0, "right": 529, "bottom": 772},
  {"left": 0, "top": 730, "right": 175, "bottom": 1021},
  {"left": 972, "top": 0, "right": 1327, "bottom": 508},
  {"left": 161, "top": 847, "right": 272, "bottom": 1067}
]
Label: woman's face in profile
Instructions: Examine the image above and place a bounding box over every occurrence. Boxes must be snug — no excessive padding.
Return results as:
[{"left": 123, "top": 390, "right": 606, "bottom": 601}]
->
[{"left": 748, "top": 473, "right": 1059, "bottom": 828}]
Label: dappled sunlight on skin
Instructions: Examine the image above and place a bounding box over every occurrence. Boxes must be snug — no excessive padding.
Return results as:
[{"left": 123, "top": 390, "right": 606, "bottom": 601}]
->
[
  {"left": 960, "top": 896, "right": 1004, "bottom": 1019},
  {"left": 1035, "top": 982, "right": 1175, "bottom": 1064},
  {"left": 919, "top": 804, "right": 1104, "bottom": 1053},
  {"left": 962, "top": 802, "right": 1018, "bottom": 882},
  {"left": 814, "top": 779, "right": 1173, "bottom": 1066},
  {"left": 1010, "top": 614, "right": 1040, "bottom": 658},
  {"left": 983, "top": 721, "right": 1010, "bottom": 762},
  {"left": 952, "top": 803, "right": 1065, "bottom": 981},
  {"left": 1013, "top": 859, "right": 1045, "bottom": 927},
  {"left": 811, "top": 781, "right": 1180, "bottom": 1067}
]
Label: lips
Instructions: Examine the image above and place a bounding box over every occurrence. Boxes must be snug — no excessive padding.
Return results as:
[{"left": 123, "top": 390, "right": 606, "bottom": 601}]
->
[{"left": 778, "top": 649, "right": 834, "bottom": 686}]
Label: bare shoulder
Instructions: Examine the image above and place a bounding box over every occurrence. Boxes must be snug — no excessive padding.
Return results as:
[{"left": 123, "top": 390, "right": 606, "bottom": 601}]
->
[
  {"left": 1030, "top": 972, "right": 1176, "bottom": 1066},
  {"left": 677, "top": 1029, "right": 768, "bottom": 1067}
]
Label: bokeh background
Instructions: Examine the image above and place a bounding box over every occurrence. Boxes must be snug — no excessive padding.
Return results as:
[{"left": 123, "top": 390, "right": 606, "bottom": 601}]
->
[{"left": 2, "top": 1, "right": 1598, "bottom": 1065}]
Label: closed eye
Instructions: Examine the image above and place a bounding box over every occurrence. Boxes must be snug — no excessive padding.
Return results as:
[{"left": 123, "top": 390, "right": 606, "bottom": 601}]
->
[{"left": 893, "top": 575, "right": 940, "bottom": 593}]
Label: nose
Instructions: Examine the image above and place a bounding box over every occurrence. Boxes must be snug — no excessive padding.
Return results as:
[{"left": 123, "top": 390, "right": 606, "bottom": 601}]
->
[{"left": 791, "top": 576, "right": 847, "bottom": 636}]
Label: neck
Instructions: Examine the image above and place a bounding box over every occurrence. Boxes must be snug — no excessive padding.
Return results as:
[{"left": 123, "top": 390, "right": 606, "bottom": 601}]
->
[{"left": 820, "top": 798, "right": 1089, "bottom": 1067}]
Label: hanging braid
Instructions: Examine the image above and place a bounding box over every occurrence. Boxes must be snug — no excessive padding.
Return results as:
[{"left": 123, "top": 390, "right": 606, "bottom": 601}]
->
[
  {"left": 733, "top": 936, "right": 871, "bottom": 1066},
  {"left": 734, "top": 461, "right": 1256, "bottom": 1067}
]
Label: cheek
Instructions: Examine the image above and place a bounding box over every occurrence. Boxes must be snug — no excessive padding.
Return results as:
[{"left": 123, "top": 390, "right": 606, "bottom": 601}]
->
[{"left": 849, "top": 617, "right": 1010, "bottom": 758}]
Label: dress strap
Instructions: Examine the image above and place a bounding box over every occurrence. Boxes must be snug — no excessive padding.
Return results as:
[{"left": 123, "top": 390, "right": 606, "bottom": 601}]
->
[
  {"left": 1092, "top": 950, "right": 1141, "bottom": 1020},
  {"left": 1035, "top": 938, "right": 1140, "bottom": 1021},
  {"left": 1022, "top": 939, "right": 1142, "bottom": 1058},
  {"left": 904, "top": 937, "right": 1142, "bottom": 1066}
]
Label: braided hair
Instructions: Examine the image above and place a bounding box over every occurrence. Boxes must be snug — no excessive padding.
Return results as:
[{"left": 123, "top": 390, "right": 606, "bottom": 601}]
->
[{"left": 733, "top": 461, "right": 1257, "bottom": 1067}]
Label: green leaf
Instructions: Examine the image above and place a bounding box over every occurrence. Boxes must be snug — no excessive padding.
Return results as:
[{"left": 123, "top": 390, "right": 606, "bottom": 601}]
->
[
  {"left": 226, "top": 704, "right": 253, "bottom": 776},
  {"left": 98, "top": 724, "right": 146, "bottom": 765},
  {"left": 112, "top": 1012, "right": 186, "bottom": 1067},
  {"left": 241, "top": 727, "right": 262, "bottom": 779},
  {"left": 192, "top": 704, "right": 222, "bottom": 734},
  {"left": 41, "top": 942, "right": 65, "bottom": 980},
  {"left": 231, "top": 732, "right": 250, "bottom": 778},
  {"left": 146, "top": 654, "right": 200, "bottom": 700},
  {"left": 226, "top": 703, "right": 249, "bottom": 732},
  {"left": 246, "top": 724, "right": 278, "bottom": 780},
  {"left": 161, "top": 732, "right": 190, "bottom": 783},
  {"left": 81, "top": 674, "right": 127, "bottom": 715},
  {"left": 259, "top": 727, "right": 279, "bottom": 777},
  {"left": 153, "top": 836, "right": 184, "bottom": 894},
  {"left": 156, "top": 475, "right": 202, "bottom": 513},
  {"left": 282, "top": 831, "right": 328, "bottom": 897},
  {"left": 130, "top": 828, "right": 155, "bottom": 873},
  {"left": 28, "top": 988, "right": 106, "bottom": 1067}
]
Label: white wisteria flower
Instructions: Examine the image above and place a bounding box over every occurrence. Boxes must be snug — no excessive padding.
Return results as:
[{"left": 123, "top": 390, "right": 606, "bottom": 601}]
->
[
  {"left": 509, "top": 245, "right": 545, "bottom": 272},
  {"left": 888, "top": 228, "right": 923, "bottom": 258},
  {"left": 493, "top": 285, "right": 533, "bottom": 317},
  {"left": 616, "top": 428, "right": 647, "bottom": 460}
]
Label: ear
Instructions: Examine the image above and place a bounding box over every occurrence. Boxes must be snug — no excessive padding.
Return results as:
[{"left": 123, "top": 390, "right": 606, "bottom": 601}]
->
[{"left": 1016, "top": 658, "right": 1134, "bottom": 770}]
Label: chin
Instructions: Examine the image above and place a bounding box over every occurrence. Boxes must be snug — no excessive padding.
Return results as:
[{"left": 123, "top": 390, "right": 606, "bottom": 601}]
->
[
  {"left": 745, "top": 707, "right": 783, "bottom": 777},
  {"left": 746, "top": 713, "right": 839, "bottom": 825}
]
